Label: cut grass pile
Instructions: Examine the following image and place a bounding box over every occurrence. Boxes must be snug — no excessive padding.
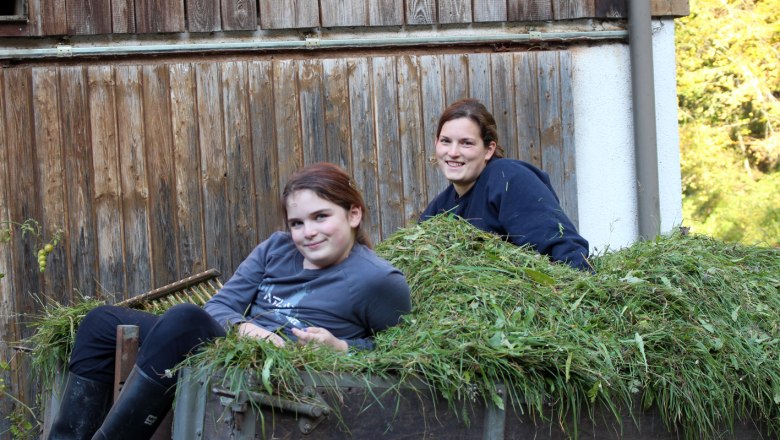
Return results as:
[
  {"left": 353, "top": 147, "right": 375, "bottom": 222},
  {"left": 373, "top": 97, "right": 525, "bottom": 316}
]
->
[
  {"left": 26, "top": 296, "right": 104, "bottom": 389},
  {"left": 28, "top": 215, "right": 780, "bottom": 438}
]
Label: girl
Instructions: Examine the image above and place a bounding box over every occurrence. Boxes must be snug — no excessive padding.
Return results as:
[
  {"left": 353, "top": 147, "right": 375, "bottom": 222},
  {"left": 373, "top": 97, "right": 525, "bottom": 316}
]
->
[{"left": 49, "top": 163, "right": 412, "bottom": 440}]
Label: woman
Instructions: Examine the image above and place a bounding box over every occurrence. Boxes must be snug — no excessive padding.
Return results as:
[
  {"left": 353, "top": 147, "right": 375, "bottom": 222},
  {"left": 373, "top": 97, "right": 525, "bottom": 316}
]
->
[
  {"left": 48, "top": 163, "right": 412, "bottom": 440},
  {"left": 421, "top": 98, "right": 591, "bottom": 271}
]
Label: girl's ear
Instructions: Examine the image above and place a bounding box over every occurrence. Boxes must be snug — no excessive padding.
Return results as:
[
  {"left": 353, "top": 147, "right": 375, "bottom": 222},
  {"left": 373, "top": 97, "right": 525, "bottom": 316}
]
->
[{"left": 348, "top": 205, "right": 362, "bottom": 229}]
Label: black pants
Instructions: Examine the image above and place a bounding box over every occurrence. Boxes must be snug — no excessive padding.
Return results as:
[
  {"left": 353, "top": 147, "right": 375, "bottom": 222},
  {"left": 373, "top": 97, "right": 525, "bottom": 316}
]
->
[{"left": 69, "top": 303, "right": 226, "bottom": 389}]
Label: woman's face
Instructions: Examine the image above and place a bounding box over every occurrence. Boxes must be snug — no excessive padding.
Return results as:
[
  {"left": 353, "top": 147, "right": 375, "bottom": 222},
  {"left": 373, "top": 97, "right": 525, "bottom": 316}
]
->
[
  {"left": 435, "top": 117, "right": 496, "bottom": 196},
  {"left": 286, "top": 189, "right": 362, "bottom": 270}
]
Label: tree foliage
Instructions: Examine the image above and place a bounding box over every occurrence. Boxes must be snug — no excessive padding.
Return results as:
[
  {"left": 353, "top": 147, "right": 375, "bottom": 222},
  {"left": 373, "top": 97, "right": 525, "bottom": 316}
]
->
[{"left": 676, "top": 0, "right": 779, "bottom": 246}]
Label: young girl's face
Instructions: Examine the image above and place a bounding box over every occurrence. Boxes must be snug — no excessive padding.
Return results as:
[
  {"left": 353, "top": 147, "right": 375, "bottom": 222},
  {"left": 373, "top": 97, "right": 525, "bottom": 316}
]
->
[{"left": 285, "top": 189, "right": 362, "bottom": 270}]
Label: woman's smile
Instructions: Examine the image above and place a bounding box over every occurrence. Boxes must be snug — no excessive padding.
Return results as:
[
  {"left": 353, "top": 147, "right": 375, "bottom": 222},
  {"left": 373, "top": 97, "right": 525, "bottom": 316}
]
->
[{"left": 435, "top": 117, "right": 496, "bottom": 196}]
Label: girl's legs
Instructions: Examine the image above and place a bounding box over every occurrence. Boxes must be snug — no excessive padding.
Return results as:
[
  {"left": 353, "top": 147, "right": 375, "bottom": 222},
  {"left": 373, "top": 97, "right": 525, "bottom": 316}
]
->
[
  {"left": 92, "top": 303, "right": 226, "bottom": 440},
  {"left": 135, "top": 303, "right": 227, "bottom": 389},
  {"left": 69, "top": 305, "right": 160, "bottom": 383},
  {"left": 48, "top": 305, "right": 159, "bottom": 440}
]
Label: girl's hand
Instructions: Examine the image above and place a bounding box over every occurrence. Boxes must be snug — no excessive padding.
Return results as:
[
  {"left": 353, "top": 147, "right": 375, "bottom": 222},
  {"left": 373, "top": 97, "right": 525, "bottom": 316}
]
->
[
  {"left": 237, "top": 322, "right": 286, "bottom": 348},
  {"left": 292, "top": 327, "right": 348, "bottom": 352}
]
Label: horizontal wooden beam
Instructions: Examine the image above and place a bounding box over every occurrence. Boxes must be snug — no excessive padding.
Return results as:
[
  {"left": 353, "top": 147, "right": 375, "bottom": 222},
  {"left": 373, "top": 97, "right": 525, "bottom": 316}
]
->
[{"left": 652, "top": 0, "right": 690, "bottom": 17}]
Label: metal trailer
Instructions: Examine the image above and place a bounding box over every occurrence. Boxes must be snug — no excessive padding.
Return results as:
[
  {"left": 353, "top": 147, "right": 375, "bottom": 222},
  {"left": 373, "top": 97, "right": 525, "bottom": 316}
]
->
[{"left": 171, "top": 368, "right": 772, "bottom": 440}]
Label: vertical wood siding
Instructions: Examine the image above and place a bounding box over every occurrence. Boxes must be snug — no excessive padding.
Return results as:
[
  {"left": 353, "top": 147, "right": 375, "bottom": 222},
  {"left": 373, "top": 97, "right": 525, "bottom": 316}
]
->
[
  {"left": 111, "top": 0, "right": 137, "bottom": 33},
  {"left": 16, "top": 0, "right": 687, "bottom": 36},
  {"left": 2, "top": 68, "right": 41, "bottom": 420},
  {"left": 0, "top": 50, "right": 576, "bottom": 426},
  {"left": 0, "top": 69, "right": 17, "bottom": 433},
  {"left": 115, "top": 66, "right": 152, "bottom": 296},
  {"left": 10, "top": 0, "right": 690, "bottom": 36},
  {"left": 370, "top": 0, "right": 404, "bottom": 26},
  {"left": 2, "top": 48, "right": 577, "bottom": 292},
  {"left": 474, "top": 0, "right": 508, "bottom": 22},
  {"left": 187, "top": 0, "right": 221, "bottom": 32},
  {"left": 222, "top": 0, "right": 258, "bottom": 30}
]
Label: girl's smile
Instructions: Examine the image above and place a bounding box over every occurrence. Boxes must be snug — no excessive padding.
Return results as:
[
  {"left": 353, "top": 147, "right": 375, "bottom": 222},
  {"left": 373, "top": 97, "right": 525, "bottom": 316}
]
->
[{"left": 285, "top": 189, "right": 362, "bottom": 270}]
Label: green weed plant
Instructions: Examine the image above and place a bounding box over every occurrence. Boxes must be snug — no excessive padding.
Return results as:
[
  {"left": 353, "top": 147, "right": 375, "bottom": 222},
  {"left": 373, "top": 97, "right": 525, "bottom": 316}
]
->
[{"left": 28, "top": 215, "right": 780, "bottom": 438}]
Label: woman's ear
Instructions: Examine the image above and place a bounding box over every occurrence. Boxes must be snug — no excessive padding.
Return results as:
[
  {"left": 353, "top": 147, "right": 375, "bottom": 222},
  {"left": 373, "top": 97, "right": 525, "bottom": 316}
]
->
[
  {"left": 348, "top": 205, "right": 362, "bottom": 229},
  {"left": 485, "top": 141, "right": 497, "bottom": 161}
]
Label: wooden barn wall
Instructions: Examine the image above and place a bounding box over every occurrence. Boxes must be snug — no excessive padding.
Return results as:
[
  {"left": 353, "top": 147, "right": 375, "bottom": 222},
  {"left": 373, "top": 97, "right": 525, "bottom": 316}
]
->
[
  {"left": 0, "top": 48, "right": 576, "bottom": 427},
  {"left": 2, "top": 0, "right": 690, "bottom": 36}
]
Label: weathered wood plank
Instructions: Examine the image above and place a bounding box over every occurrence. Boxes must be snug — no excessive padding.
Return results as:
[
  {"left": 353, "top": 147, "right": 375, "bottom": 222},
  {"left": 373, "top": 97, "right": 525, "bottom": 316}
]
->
[
  {"left": 259, "top": 0, "right": 319, "bottom": 29},
  {"left": 651, "top": 0, "right": 672, "bottom": 15},
  {"left": 396, "top": 55, "right": 427, "bottom": 223},
  {"left": 649, "top": 0, "right": 690, "bottom": 16},
  {"left": 59, "top": 66, "right": 98, "bottom": 301},
  {"left": 439, "top": 0, "right": 472, "bottom": 24},
  {"left": 513, "top": 52, "right": 541, "bottom": 166},
  {"left": 554, "top": 0, "right": 594, "bottom": 19},
  {"left": 4, "top": 69, "right": 42, "bottom": 343},
  {"left": 369, "top": 0, "right": 403, "bottom": 25},
  {"left": 272, "top": 60, "right": 304, "bottom": 186},
  {"left": 321, "top": 58, "right": 353, "bottom": 170},
  {"left": 39, "top": 0, "right": 67, "bottom": 35},
  {"left": 195, "top": 63, "right": 230, "bottom": 277},
  {"left": 4, "top": 67, "right": 43, "bottom": 415},
  {"left": 467, "top": 53, "right": 492, "bottom": 108},
  {"left": 346, "top": 58, "right": 380, "bottom": 245},
  {"left": 443, "top": 54, "right": 469, "bottom": 105},
  {"left": 474, "top": 0, "right": 507, "bottom": 22},
  {"left": 298, "top": 59, "right": 328, "bottom": 164},
  {"left": 169, "top": 63, "right": 206, "bottom": 276},
  {"left": 111, "top": 0, "right": 137, "bottom": 33},
  {"left": 66, "top": 0, "right": 111, "bottom": 34},
  {"left": 0, "top": 22, "right": 31, "bottom": 37},
  {"left": 418, "top": 55, "right": 448, "bottom": 203},
  {"left": 248, "top": 61, "right": 283, "bottom": 240},
  {"left": 372, "top": 57, "right": 405, "bottom": 237},
  {"left": 508, "top": 0, "right": 553, "bottom": 21},
  {"left": 142, "top": 64, "right": 179, "bottom": 286},
  {"left": 23, "top": 0, "right": 39, "bottom": 35},
  {"left": 536, "top": 51, "right": 565, "bottom": 205},
  {"left": 88, "top": 65, "right": 125, "bottom": 299},
  {"left": 321, "top": 0, "right": 368, "bottom": 27},
  {"left": 406, "top": 0, "right": 435, "bottom": 24},
  {"left": 115, "top": 65, "right": 152, "bottom": 296},
  {"left": 135, "top": 0, "right": 185, "bottom": 33},
  {"left": 187, "top": 0, "right": 220, "bottom": 32},
  {"left": 0, "top": 69, "right": 18, "bottom": 438},
  {"left": 31, "top": 68, "right": 70, "bottom": 301},
  {"left": 489, "top": 53, "right": 518, "bottom": 160},
  {"left": 559, "top": 51, "right": 578, "bottom": 227},
  {"left": 111, "top": 0, "right": 135, "bottom": 34},
  {"left": 221, "top": 61, "right": 257, "bottom": 269},
  {"left": 669, "top": 0, "right": 690, "bottom": 16},
  {"left": 222, "top": 0, "right": 257, "bottom": 31}
]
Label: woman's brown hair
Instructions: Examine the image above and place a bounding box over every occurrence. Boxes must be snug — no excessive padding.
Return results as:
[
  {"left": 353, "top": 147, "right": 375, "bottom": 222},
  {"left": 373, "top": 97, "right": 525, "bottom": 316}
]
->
[
  {"left": 436, "top": 98, "right": 506, "bottom": 158},
  {"left": 281, "top": 162, "right": 372, "bottom": 248}
]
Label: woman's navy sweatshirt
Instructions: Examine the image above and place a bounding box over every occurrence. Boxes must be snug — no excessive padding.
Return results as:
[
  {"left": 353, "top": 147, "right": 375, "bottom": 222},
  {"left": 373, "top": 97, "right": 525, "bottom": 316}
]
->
[{"left": 421, "top": 158, "right": 590, "bottom": 271}]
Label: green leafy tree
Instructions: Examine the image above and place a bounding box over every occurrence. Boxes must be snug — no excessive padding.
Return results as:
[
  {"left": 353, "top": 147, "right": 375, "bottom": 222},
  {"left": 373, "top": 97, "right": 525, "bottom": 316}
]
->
[{"left": 676, "top": 0, "right": 779, "bottom": 246}]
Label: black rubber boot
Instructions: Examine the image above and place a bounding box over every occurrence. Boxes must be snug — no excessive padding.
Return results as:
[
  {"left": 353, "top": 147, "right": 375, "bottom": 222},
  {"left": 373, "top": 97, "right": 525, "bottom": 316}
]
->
[
  {"left": 47, "top": 372, "right": 113, "bottom": 440},
  {"left": 91, "top": 366, "right": 174, "bottom": 440}
]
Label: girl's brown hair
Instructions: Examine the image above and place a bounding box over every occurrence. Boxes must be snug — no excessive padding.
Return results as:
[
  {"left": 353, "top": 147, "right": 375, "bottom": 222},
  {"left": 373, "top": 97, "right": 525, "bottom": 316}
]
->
[
  {"left": 436, "top": 98, "right": 506, "bottom": 158},
  {"left": 281, "top": 162, "right": 372, "bottom": 248}
]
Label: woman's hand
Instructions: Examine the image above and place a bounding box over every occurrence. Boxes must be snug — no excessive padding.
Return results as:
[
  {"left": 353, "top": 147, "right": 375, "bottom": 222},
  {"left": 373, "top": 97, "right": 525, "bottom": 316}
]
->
[
  {"left": 292, "top": 327, "right": 348, "bottom": 352},
  {"left": 237, "top": 322, "right": 286, "bottom": 348}
]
